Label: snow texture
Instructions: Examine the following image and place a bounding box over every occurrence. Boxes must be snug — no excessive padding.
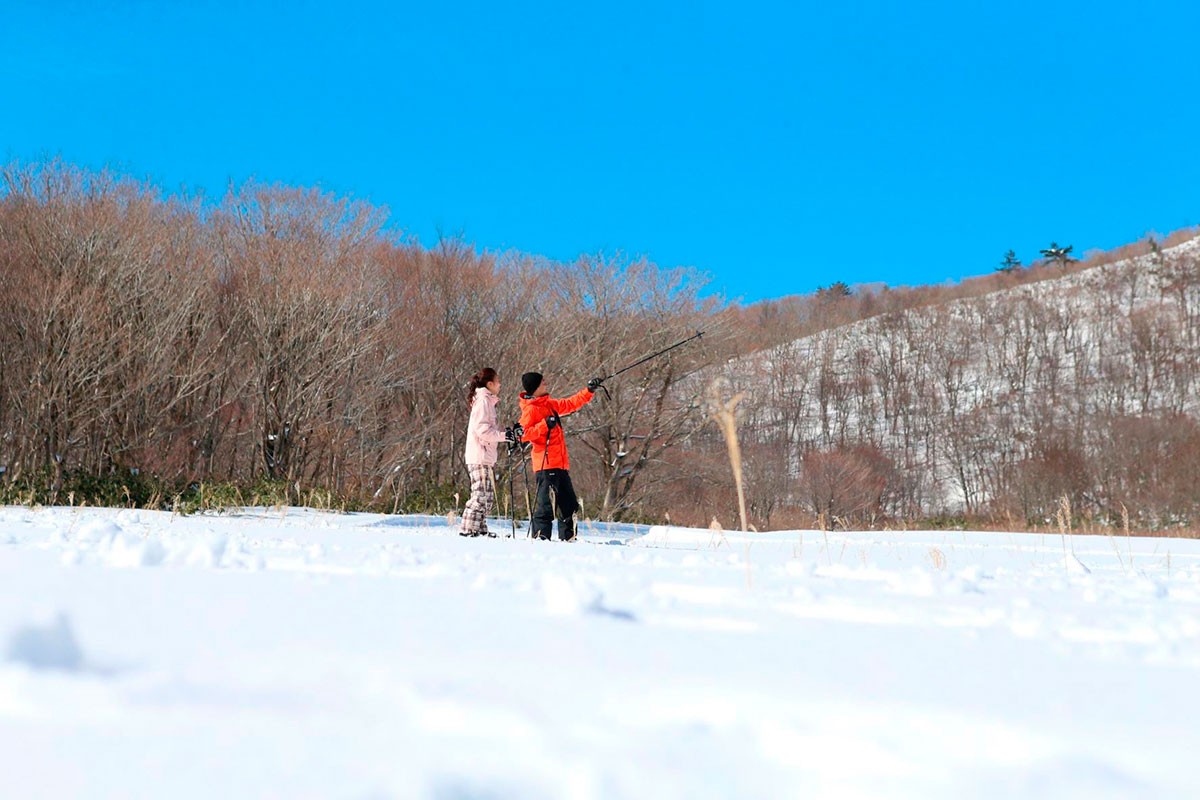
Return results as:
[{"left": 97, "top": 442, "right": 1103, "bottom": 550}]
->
[
  {"left": 1, "top": 506, "right": 1199, "bottom": 798},
  {"left": 5, "top": 612, "right": 84, "bottom": 672}
]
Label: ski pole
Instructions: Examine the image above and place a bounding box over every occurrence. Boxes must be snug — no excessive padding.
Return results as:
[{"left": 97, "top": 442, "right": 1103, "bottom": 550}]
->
[
  {"left": 508, "top": 447, "right": 518, "bottom": 539},
  {"left": 543, "top": 423, "right": 555, "bottom": 539},
  {"left": 600, "top": 330, "right": 705, "bottom": 383},
  {"left": 521, "top": 451, "right": 533, "bottom": 536}
]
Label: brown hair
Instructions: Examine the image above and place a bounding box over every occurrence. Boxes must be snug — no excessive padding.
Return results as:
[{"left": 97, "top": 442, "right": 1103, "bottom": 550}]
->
[{"left": 466, "top": 367, "right": 498, "bottom": 405}]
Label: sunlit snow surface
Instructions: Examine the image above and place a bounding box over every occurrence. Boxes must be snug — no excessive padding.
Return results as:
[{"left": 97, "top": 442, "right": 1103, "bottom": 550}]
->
[{"left": 2, "top": 507, "right": 1199, "bottom": 799}]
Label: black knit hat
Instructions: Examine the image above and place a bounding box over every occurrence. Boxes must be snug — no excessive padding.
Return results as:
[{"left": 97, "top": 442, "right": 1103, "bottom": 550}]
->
[{"left": 521, "top": 372, "right": 543, "bottom": 395}]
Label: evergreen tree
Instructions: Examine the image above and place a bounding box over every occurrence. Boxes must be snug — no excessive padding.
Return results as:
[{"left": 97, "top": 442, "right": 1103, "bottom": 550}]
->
[
  {"left": 996, "top": 250, "right": 1022, "bottom": 273},
  {"left": 1039, "top": 242, "right": 1076, "bottom": 268},
  {"left": 816, "top": 281, "right": 853, "bottom": 300}
]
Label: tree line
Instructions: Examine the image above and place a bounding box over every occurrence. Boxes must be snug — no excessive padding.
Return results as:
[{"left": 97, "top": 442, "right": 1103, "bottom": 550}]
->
[
  {"left": 0, "top": 161, "right": 721, "bottom": 519},
  {"left": 3, "top": 160, "right": 1199, "bottom": 533}
]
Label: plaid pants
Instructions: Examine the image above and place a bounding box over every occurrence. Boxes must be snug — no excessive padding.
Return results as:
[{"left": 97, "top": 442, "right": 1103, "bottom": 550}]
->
[{"left": 460, "top": 464, "right": 496, "bottom": 535}]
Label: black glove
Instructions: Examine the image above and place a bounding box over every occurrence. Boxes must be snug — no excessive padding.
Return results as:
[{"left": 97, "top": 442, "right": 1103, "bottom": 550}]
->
[
  {"left": 545, "top": 412, "right": 560, "bottom": 431},
  {"left": 511, "top": 422, "right": 524, "bottom": 440},
  {"left": 504, "top": 426, "right": 518, "bottom": 444},
  {"left": 587, "top": 377, "right": 603, "bottom": 392}
]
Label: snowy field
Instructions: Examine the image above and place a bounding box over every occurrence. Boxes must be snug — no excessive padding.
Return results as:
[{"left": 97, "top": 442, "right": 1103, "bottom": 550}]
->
[{"left": 2, "top": 507, "right": 1199, "bottom": 799}]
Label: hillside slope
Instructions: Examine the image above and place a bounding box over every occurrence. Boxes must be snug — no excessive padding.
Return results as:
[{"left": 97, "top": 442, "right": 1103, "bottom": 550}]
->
[{"left": 725, "top": 238, "right": 1200, "bottom": 528}]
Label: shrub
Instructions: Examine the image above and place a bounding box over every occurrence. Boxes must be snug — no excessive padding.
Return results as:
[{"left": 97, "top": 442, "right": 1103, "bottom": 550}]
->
[{"left": 800, "top": 444, "right": 897, "bottom": 527}]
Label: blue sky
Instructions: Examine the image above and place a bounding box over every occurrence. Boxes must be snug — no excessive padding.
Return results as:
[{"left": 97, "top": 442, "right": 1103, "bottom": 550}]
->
[{"left": 4, "top": 1, "right": 1199, "bottom": 302}]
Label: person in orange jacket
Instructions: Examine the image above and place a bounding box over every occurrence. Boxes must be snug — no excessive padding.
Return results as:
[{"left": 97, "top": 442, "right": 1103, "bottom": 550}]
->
[{"left": 519, "top": 371, "right": 602, "bottom": 541}]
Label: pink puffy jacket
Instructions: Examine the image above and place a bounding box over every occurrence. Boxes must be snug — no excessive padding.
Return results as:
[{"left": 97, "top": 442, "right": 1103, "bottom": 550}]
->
[{"left": 464, "top": 387, "right": 508, "bottom": 466}]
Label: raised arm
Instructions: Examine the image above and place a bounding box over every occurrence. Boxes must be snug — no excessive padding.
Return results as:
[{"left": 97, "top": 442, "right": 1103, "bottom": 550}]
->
[{"left": 549, "top": 386, "right": 595, "bottom": 417}]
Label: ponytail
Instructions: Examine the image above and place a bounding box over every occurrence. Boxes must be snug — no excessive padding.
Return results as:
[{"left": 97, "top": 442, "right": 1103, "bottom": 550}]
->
[{"left": 466, "top": 367, "right": 498, "bottom": 405}]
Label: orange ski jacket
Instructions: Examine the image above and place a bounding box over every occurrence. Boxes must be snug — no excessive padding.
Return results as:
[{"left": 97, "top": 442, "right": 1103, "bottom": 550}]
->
[{"left": 519, "top": 387, "right": 595, "bottom": 472}]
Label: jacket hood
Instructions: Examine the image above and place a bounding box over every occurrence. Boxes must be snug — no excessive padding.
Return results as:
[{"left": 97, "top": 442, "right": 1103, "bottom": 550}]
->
[{"left": 474, "top": 386, "right": 499, "bottom": 405}]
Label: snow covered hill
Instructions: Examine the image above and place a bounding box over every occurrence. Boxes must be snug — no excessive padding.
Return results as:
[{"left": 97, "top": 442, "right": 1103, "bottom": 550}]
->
[
  {"left": 724, "top": 237, "right": 1200, "bottom": 523},
  {"left": 3, "top": 506, "right": 1200, "bottom": 798}
]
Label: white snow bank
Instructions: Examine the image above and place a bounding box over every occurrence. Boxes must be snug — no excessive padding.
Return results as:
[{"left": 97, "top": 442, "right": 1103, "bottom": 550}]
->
[
  {"left": 105, "top": 533, "right": 167, "bottom": 568},
  {"left": 1, "top": 507, "right": 1199, "bottom": 799},
  {"left": 51, "top": 520, "right": 266, "bottom": 572},
  {"left": 636, "top": 524, "right": 745, "bottom": 548},
  {"left": 73, "top": 518, "right": 123, "bottom": 545},
  {"left": 185, "top": 532, "right": 228, "bottom": 568}
]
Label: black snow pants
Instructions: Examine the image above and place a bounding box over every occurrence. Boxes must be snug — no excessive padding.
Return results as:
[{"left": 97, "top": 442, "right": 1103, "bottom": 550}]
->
[{"left": 532, "top": 468, "right": 579, "bottom": 541}]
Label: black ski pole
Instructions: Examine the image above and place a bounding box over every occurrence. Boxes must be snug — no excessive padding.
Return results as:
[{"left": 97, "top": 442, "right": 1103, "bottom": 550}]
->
[
  {"left": 505, "top": 424, "right": 529, "bottom": 538},
  {"left": 508, "top": 444, "right": 518, "bottom": 539},
  {"left": 520, "top": 449, "right": 533, "bottom": 538},
  {"left": 600, "top": 330, "right": 705, "bottom": 383}
]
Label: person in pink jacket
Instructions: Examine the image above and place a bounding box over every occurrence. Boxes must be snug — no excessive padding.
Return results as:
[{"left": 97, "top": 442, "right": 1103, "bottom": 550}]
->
[{"left": 460, "top": 368, "right": 519, "bottom": 537}]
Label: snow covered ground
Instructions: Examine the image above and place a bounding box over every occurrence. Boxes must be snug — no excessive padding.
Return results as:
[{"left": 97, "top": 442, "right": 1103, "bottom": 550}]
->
[{"left": 2, "top": 506, "right": 1199, "bottom": 799}]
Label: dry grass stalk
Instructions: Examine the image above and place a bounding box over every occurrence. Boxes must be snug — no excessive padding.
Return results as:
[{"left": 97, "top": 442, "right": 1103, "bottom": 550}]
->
[
  {"left": 1056, "top": 494, "right": 1074, "bottom": 562},
  {"left": 818, "top": 511, "right": 833, "bottom": 566},
  {"left": 928, "top": 547, "right": 947, "bottom": 571},
  {"left": 706, "top": 380, "right": 754, "bottom": 587},
  {"left": 708, "top": 517, "right": 729, "bottom": 549},
  {"left": 706, "top": 381, "right": 749, "bottom": 534},
  {"left": 1122, "top": 503, "right": 1135, "bottom": 569},
  {"left": 1103, "top": 501, "right": 1129, "bottom": 572}
]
